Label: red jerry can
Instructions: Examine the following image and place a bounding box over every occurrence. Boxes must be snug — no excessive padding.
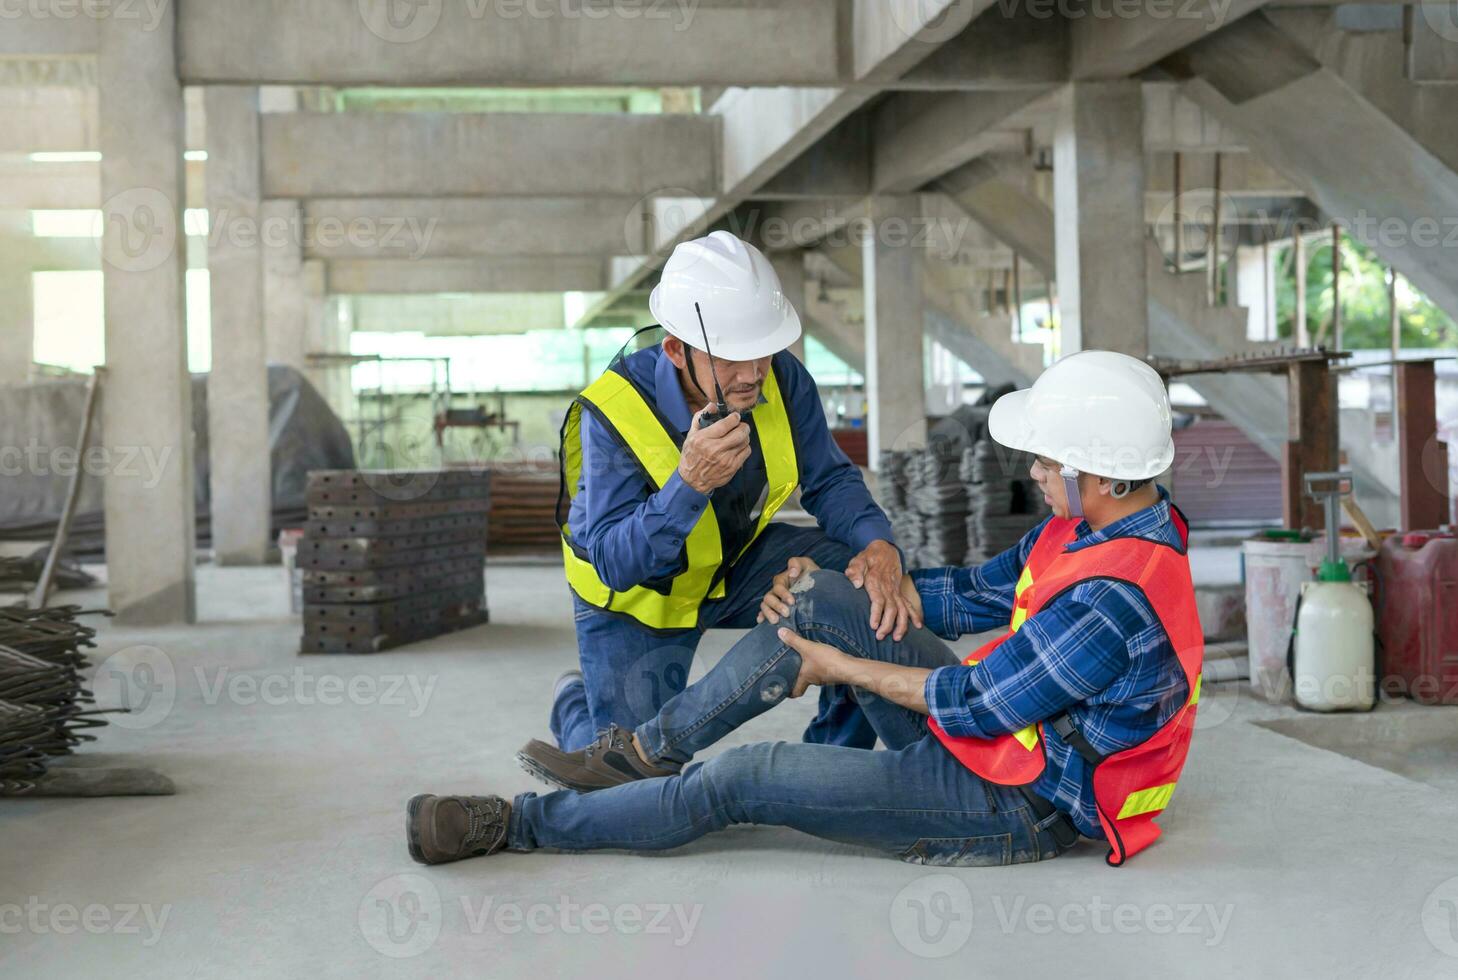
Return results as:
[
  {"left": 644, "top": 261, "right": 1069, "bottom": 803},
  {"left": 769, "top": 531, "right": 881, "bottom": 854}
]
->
[{"left": 1375, "top": 530, "right": 1458, "bottom": 705}]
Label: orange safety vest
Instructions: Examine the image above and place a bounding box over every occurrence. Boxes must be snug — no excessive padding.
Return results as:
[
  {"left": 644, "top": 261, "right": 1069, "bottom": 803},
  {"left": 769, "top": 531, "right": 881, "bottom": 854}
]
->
[{"left": 929, "top": 507, "right": 1204, "bottom": 866}]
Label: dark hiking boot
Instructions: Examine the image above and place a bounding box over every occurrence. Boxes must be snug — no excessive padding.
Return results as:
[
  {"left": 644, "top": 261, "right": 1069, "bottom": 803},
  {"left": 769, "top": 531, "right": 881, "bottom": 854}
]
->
[
  {"left": 516, "top": 724, "right": 681, "bottom": 793},
  {"left": 406, "top": 794, "right": 511, "bottom": 865}
]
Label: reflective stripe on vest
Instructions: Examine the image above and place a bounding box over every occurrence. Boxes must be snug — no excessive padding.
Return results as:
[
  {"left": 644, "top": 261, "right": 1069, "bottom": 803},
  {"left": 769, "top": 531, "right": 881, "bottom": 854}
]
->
[
  {"left": 558, "top": 363, "right": 799, "bottom": 633},
  {"left": 928, "top": 508, "right": 1204, "bottom": 866}
]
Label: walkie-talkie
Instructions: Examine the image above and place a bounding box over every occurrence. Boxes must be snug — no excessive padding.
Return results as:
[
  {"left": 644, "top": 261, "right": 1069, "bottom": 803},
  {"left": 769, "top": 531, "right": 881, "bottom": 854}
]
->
[{"left": 694, "top": 302, "right": 751, "bottom": 429}]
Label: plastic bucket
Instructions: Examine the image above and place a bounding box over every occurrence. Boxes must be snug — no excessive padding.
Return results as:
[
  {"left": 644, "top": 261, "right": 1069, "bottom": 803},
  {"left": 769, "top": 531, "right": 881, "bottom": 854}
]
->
[
  {"left": 1243, "top": 532, "right": 1375, "bottom": 702},
  {"left": 1244, "top": 536, "right": 1311, "bottom": 702}
]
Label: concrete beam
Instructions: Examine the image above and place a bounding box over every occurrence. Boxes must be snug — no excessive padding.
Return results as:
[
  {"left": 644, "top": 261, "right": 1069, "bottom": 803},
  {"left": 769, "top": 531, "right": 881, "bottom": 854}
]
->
[
  {"left": 178, "top": 0, "right": 843, "bottom": 86},
  {"left": 0, "top": 13, "right": 97, "bottom": 55},
  {"left": 300, "top": 197, "right": 649, "bottom": 259},
  {"left": 261, "top": 112, "right": 719, "bottom": 199},
  {"left": 0, "top": 87, "right": 98, "bottom": 153},
  {"left": 204, "top": 86, "right": 272, "bottom": 566},
  {"left": 871, "top": 89, "right": 1047, "bottom": 193},
  {"left": 894, "top": 7, "right": 1068, "bottom": 90},
  {"left": 327, "top": 256, "right": 610, "bottom": 294},
  {"left": 581, "top": 0, "right": 990, "bottom": 324},
  {"left": 0, "top": 159, "right": 205, "bottom": 210},
  {"left": 98, "top": 5, "right": 196, "bottom": 624},
  {"left": 1177, "top": 13, "right": 1458, "bottom": 321},
  {"left": 1071, "top": 0, "right": 1273, "bottom": 80}
]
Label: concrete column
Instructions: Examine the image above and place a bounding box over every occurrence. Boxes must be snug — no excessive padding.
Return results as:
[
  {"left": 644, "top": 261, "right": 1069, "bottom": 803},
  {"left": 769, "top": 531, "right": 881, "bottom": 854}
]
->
[
  {"left": 1237, "top": 243, "right": 1277, "bottom": 341},
  {"left": 98, "top": 6, "right": 196, "bottom": 624},
  {"left": 262, "top": 198, "right": 308, "bottom": 372},
  {"left": 769, "top": 249, "right": 808, "bottom": 364},
  {"left": 1052, "top": 82, "right": 1148, "bottom": 356},
  {"left": 0, "top": 220, "right": 33, "bottom": 385},
  {"left": 204, "top": 87, "right": 271, "bottom": 566},
  {"left": 861, "top": 198, "right": 927, "bottom": 467}
]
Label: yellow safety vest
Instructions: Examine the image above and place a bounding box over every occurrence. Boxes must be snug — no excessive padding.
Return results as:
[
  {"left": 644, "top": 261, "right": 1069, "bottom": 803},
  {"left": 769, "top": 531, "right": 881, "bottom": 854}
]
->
[{"left": 558, "top": 362, "right": 800, "bottom": 632}]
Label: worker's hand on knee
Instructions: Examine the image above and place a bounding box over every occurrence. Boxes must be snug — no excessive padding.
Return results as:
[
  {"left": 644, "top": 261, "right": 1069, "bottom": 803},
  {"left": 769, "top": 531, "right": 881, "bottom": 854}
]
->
[
  {"left": 757, "top": 556, "right": 819, "bottom": 625},
  {"left": 677, "top": 409, "right": 752, "bottom": 494},
  {"left": 846, "top": 540, "right": 921, "bottom": 642},
  {"left": 777, "top": 627, "right": 847, "bottom": 697}
]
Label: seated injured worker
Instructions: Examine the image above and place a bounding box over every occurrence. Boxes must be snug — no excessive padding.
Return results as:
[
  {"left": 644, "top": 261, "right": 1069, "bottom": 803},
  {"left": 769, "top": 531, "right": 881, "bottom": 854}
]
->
[{"left": 406, "top": 351, "right": 1204, "bottom": 868}]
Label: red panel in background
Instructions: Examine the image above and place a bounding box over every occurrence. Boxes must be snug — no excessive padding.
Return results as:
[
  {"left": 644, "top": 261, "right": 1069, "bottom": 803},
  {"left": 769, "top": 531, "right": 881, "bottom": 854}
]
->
[
  {"left": 1170, "top": 418, "right": 1283, "bottom": 525},
  {"left": 831, "top": 428, "right": 868, "bottom": 468}
]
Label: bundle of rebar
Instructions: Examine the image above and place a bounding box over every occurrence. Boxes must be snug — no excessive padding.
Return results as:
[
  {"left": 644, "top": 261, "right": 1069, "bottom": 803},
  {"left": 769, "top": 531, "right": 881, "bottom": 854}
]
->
[
  {"left": 299, "top": 470, "right": 490, "bottom": 654},
  {"left": 0, "top": 605, "right": 108, "bottom": 793},
  {"left": 880, "top": 440, "right": 1048, "bottom": 569}
]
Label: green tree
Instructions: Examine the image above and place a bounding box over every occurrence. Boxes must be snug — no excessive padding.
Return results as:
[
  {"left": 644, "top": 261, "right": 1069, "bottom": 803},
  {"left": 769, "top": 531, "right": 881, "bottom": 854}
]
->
[{"left": 1273, "top": 233, "right": 1457, "bottom": 349}]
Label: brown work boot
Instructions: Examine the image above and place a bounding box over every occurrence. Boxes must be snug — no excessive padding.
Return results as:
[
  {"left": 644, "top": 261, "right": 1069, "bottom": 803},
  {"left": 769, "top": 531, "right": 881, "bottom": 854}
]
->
[
  {"left": 516, "top": 724, "right": 681, "bottom": 793},
  {"left": 406, "top": 794, "right": 511, "bottom": 865}
]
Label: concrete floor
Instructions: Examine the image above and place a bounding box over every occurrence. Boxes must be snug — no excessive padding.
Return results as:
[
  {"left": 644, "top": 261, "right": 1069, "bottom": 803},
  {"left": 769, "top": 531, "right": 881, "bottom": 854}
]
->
[{"left": 4, "top": 557, "right": 1458, "bottom": 978}]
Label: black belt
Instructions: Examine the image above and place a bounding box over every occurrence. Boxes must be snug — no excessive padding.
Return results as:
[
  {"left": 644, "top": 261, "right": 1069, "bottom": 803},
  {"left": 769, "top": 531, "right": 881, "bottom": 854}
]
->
[{"left": 1018, "top": 785, "right": 1081, "bottom": 850}]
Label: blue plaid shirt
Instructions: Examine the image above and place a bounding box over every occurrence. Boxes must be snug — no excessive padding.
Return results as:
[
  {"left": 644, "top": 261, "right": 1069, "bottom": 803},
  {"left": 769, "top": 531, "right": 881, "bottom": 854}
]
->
[{"left": 909, "top": 489, "right": 1191, "bottom": 837}]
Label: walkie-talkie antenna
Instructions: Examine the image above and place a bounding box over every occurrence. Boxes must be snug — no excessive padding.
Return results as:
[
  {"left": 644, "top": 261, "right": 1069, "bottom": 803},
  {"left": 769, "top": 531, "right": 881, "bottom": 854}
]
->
[{"left": 694, "top": 302, "right": 730, "bottom": 415}]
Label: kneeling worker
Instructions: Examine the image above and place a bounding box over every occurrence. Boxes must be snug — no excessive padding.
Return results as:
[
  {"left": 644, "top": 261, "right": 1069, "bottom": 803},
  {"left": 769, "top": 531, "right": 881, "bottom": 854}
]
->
[
  {"left": 545, "top": 231, "right": 915, "bottom": 754},
  {"left": 408, "top": 351, "right": 1204, "bottom": 867}
]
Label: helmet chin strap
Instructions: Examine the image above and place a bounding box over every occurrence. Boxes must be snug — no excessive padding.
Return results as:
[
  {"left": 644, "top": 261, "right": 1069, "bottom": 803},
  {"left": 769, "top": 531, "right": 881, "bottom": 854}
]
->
[{"left": 1059, "top": 464, "right": 1085, "bottom": 520}]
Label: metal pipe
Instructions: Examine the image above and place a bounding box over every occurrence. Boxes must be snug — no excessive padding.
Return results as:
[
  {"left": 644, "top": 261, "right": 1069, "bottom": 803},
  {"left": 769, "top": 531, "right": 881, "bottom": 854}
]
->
[
  {"left": 1294, "top": 233, "right": 1308, "bottom": 347},
  {"left": 1331, "top": 223, "right": 1343, "bottom": 349},
  {"left": 1173, "top": 152, "right": 1184, "bottom": 271},
  {"left": 1208, "top": 152, "right": 1223, "bottom": 305},
  {"left": 1012, "top": 252, "right": 1023, "bottom": 339}
]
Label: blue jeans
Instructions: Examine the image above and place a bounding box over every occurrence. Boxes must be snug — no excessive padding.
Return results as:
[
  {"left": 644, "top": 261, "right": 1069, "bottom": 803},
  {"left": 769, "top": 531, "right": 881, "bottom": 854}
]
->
[
  {"left": 512, "top": 570, "right": 1075, "bottom": 865},
  {"left": 551, "top": 524, "right": 876, "bottom": 752}
]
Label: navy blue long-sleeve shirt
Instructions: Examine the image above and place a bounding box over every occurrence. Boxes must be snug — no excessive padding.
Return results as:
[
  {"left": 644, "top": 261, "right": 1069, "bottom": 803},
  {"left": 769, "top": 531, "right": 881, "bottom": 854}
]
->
[{"left": 567, "top": 344, "right": 893, "bottom": 592}]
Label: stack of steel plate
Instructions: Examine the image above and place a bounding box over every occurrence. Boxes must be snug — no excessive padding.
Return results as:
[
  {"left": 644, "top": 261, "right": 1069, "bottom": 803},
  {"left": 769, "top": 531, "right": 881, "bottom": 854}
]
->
[
  {"left": 962, "top": 441, "right": 1049, "bottom": 563},
  {"left": 299, "top": 470, "right": 490, "bottom": 654},
  {"left": 0, "top": 605, "right": 107, "bottom": 793}
]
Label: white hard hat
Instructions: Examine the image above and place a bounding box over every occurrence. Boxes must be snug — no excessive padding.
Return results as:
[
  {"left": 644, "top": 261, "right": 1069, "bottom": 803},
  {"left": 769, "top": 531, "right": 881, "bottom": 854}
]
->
[
  {"left": 648, "top": 231, "right": 802, "bottom": 361},
  {"left": 989, "top": 350, "right": 1175, "bottom": 482}
]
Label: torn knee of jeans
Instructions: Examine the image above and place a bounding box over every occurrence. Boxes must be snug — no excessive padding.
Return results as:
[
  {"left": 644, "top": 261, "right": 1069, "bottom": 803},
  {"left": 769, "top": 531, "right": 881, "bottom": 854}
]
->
[
  {"left": 757, "top": 672, "right": 790, "bottom": 703},
  {"left": 789, "top": 571, "right": 818, "bottom": 596}
]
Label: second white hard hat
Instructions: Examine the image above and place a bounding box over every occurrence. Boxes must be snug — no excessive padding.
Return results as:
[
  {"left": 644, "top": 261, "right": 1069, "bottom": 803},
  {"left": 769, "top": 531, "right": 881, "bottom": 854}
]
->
[
  {"left": 988, "top": 350, "right": 1175, "bottom": 481},
  {"left": 648, "top": 231, "right": 802, "bottom": 362}
]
